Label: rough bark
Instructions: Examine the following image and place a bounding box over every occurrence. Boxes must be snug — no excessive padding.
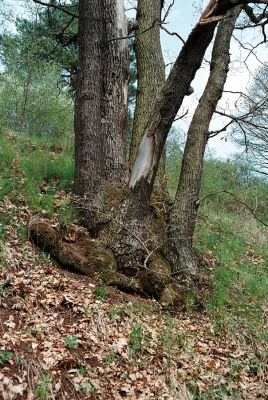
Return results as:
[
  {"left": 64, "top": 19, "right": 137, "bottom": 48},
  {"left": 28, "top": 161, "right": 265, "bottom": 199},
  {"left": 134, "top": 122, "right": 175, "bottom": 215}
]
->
[
  {"left": 129, "top": 0, "right": 166, "bottom": 188},
  {"left": 29, "top": 0, "right": 268, "bottom": 304},
  {"left": 170, "top": 6, "right": 242, "bottom": 278},
  {"left": 102, "top": 0, "right": 129, "bottom": 185},
  {"left": 74, "top": 0, "right": 105, "bottom": 225},
  {"left": 74, "top": 0, "right": 129, "bottom": 231}
]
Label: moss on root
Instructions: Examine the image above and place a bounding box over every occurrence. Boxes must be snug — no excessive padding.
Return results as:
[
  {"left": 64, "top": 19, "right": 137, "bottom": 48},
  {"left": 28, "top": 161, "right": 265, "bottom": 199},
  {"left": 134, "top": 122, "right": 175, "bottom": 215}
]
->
[
  {"left": 28, "top": 217, "right": 179, "bottom": 300},
  {"left": 140, "top": 256, "right": 171, "bottom": 299}
]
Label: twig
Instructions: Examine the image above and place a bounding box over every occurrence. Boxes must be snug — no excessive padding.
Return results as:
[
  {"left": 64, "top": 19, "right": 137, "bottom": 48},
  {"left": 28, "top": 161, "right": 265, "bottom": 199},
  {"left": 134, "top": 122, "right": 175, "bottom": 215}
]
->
[
  {"left": 32, "top": 0, "right": 78, "bottom": 18},
  {"left": 197, "top": 189, "right": 268, "bottom": 226}
]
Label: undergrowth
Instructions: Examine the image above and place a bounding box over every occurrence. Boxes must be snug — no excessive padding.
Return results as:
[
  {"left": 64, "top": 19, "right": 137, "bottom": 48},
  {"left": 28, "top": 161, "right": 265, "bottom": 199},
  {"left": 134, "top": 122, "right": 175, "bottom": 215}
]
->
[
  {"left": 0, "top": 131, "right": 75, "bottom": 223},
  {"left": 195, "top": 204, "right": 268, "bottom": 338}
]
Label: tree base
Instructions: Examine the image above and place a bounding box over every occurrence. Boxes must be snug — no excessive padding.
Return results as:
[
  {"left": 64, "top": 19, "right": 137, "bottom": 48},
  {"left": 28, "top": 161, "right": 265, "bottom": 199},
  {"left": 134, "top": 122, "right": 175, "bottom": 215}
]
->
[{"left": 28, "top": 216, "right": 178, "bottom": 302}]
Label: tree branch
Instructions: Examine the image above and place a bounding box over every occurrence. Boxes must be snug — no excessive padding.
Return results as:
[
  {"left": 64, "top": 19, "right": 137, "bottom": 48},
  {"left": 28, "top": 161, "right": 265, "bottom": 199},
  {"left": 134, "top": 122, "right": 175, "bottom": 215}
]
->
[
  {"left": 32, "top": 0, "right": 78, "bottom": 18},
  {"left": 197, "top": 190, "right": 268, "bottom": 226}
]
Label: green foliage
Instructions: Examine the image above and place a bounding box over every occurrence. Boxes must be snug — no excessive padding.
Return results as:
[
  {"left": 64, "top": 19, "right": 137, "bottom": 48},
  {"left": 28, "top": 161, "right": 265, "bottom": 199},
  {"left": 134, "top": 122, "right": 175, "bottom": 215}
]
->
[
  {"left": 94, "top": 286, "right": 108, "bottom": 299},
  {"left": 34, "top": 375, "right": 52, "bottom": 400},
  {"left": 0, "top": 17, "right": 74, "bottom": 136},
  {"left": 63, "top": 336, "right": 78, "bottom": 349},
  {"left": 104, "top": 350, "right": 119, "bottom": 365},
  {"left": 0, "top": 132, "right": 74, "bottom": 219},
  {"left": 201, "top": 159, "right": 268, "bottom": 221},
  {"left": 0, "top": 350, "right": 13, "bottom": 366},
  {"left": 195, "top": 203, "right": 268, "bottom": 333},
  {"left": 129, "top": 324, "right": 143, "bottom": 359}
]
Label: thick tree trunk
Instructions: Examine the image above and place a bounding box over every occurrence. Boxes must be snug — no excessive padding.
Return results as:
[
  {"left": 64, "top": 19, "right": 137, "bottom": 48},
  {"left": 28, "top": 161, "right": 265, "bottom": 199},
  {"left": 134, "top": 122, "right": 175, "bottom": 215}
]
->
[
  {"left": 74, "top": 0, "right": 129, "bottom": 231},
  {"left": 170, "top": 7, "right": 242, "bottom": 277},
  {"left": 74, "top": 0, "right": 105, "bottom": 217},
  {"left": 129, "top": 0, "right": 167, "bottom": 190},
  {"left": 102, "top": 0, "right": 129, "bottom": 185}
]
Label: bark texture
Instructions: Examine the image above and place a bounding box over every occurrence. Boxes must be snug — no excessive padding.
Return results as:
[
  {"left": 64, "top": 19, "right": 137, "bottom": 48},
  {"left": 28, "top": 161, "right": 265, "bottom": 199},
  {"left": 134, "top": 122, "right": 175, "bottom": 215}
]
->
[
  {"left": 129, "top": 0, "right": 165, "bottom": 169},
  {"left": 74, "top": 0, "right": 129, "bottom": 231},
  {"left": 170, "top": 7, "right": 242, "bottom": 277}
]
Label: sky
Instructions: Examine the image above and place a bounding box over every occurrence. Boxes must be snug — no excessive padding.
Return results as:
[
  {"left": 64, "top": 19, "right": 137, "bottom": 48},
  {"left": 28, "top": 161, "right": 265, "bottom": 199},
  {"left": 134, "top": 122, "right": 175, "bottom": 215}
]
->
[{"left": 1, "top": 0, "right": 268, "bottom": 159}]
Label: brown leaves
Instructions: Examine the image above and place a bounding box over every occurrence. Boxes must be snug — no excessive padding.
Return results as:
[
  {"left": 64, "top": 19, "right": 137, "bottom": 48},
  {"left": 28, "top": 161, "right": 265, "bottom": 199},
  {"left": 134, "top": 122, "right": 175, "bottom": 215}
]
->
[{"left": 1, "top": 199, "right": 268, "bottom": 399}]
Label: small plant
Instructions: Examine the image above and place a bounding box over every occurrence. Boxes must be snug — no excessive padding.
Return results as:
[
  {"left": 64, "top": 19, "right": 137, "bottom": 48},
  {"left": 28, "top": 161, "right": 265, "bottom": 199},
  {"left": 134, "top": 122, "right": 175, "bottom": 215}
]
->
[
  {"left": 176, "top": 333, "right": 186, "bottom": 349},
  {"left": 94, "top": 286, "right": 108, "bottom": 299},
  {"left": 184, "top": 292, "right": 196, "bottom": 312},
  {"left": 15, "top": 356, "right": 25, "bottom": 365},
  {"left": 76, "top": 365, "right": 87, "bottom": 376},
  {"left": 29, "top": 325, "right": 46, "bottom": 338},
  {"left": 108, "top": 306, "right": 120, "bottom": 320},
  {"left": 82, "top": 381, "right": 96, "bottom": 394},
  {"left": 248, "top": 356, "right": 262, "bottom": 375},
  {"left": 17, "top": 223, "right": 27, "bottom": 241},
  {"left": 34, "top": 375, "right": 51, "bottom": 400},
  {"left": 0, "top": 280, "right": 12, "bottom": 296},
  {"left": 0, "top": 350, "right": 13, "bottom": 366},
  {"left": 129, "top": 324, "right": 143, "bottom": 359},
  {"left": 63, "top": 335, "right": 78, "bottom": 349},
  {"left": 104, "top": 350, "right": 119, "bottom": 365}
]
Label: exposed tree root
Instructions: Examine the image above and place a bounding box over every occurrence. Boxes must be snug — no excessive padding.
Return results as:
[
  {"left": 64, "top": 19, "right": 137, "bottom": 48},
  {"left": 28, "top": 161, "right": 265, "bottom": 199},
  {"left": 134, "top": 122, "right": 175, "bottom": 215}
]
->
[{"left": 28, "top": 216, "right": 179, "bottom": 301}]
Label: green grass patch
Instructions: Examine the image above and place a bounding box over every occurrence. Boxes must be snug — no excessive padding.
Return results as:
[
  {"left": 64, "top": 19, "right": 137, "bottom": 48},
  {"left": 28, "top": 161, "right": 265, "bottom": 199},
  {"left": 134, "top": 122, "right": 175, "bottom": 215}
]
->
[
  {"left": 0, "top": 132, "right": 74, "bottom": 218},
  {"left": 195, "top": 205, "right": 268, "bottom": 336}
]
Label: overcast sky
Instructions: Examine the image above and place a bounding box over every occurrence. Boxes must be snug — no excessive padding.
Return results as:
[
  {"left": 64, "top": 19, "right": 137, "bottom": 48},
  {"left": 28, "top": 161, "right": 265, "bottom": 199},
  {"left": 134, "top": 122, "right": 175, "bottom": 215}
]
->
[{"left": 2, "top": 0, "right": 268, "bottom": 159}]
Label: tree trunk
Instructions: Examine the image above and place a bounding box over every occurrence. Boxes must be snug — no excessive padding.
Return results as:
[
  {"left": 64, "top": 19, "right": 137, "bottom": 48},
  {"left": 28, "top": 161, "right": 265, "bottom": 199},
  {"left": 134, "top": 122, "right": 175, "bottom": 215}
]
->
[
  {"left": 170, "top": 7, "right": 242, "bottom": 277},
  {"left": 74, "top": 0, "right": 129, "bottom": 232},
  {"left": 102, "top": 0, "right": 129, "bottom": 185},
  {"left": 129, "top": 1, "right": 260, "bottom": 198},
  {"left": 129, "top": 0, "right": 167, "bottom": 191}
]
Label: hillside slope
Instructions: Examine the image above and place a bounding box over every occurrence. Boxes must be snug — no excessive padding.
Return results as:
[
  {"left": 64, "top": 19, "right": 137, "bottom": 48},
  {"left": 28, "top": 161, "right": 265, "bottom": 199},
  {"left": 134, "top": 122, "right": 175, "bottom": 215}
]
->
[{"left": 0, "top": 132, "right": 268, "bottom": 399}]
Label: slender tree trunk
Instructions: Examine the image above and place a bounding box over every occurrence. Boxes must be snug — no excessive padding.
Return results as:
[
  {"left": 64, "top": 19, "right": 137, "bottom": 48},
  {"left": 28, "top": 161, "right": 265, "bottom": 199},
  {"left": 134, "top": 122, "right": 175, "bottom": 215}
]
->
[
  {"left": 18, "top": 72, "right": 32, "bottom": 131},
  {"left": 170, "top": 7, "right": 242, "bottom": 277},
  {"left": 129, "top": 1, "right": 256, "bottom": 199},
  {"left": 129, "top": 0, "right": 166, "bottom": 188},
  {"left": 74, "top": 0, "right": 129, "bottom": 231}
]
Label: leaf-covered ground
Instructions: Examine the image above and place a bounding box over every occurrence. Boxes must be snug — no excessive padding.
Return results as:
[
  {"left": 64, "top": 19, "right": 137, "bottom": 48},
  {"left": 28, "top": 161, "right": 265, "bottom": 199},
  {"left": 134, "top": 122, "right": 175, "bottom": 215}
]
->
[{"left": 1, "top": 197, "right": 268, "bottom": 399}]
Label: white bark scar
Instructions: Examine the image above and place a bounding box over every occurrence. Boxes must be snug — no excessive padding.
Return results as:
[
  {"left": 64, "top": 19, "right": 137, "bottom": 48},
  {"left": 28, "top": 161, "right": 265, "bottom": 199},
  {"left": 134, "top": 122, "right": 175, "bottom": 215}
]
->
[
  {"left": 129, "top": 135, "right": 154, "bottom": 188},
  {"left": 115, "top": 0, "right": 128, "bottom": 51}
]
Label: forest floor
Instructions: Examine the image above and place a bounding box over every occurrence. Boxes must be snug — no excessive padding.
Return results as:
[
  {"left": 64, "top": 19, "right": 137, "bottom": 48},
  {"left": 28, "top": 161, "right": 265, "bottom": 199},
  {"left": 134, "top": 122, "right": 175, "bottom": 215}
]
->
[{"left": 1, "top": 132, "right": 268, "bottom": 399}]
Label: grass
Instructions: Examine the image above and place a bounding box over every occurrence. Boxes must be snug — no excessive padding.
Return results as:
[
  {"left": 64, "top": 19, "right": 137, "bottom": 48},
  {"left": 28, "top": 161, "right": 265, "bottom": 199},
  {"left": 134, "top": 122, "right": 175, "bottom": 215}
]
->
[
  {"left": 0, "top": 350, "right": 13, "bottom": 366},
  {"left": 63, "top": 335, "right": 78, "bottom": 349},
  {"left": 94, "top": 286, "right": 109, "bottom": 299},
  {"left": 195, "top": 204, "right": 268, "bottom": 336},
  {"left": 0, "top": 131, "right": 74, "bottom": 222},
  {"left": 34, "top": 375, "right": 52, "bottom": 400}
]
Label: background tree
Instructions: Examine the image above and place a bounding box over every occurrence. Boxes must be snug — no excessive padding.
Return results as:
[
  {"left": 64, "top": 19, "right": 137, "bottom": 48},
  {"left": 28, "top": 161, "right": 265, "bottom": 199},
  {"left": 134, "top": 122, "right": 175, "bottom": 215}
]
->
[
  {"left": 0, "top": 18, "right": 73, "bottom": 135},
  {"left": 233, "top": 64, "right": 268, "bottom": 177}
]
